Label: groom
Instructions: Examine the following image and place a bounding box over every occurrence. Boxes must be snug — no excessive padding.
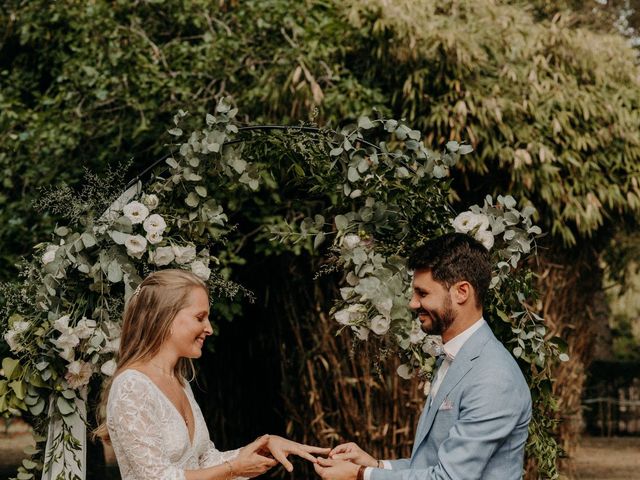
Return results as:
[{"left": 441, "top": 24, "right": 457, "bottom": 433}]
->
[{"left": 315, "top": 233, "right": 532, "bottom": 480}]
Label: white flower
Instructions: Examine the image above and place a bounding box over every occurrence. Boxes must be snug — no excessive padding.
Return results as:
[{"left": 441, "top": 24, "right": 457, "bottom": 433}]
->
[
  {"left": 122, "top": 201, "right": 149, "bottom": 224},
  {"left": 146, "top": 231, "right": 163, "bottom": 245},
  {"left": 4, "top": 330, "right": 22, "bottom": 353},
  {"left": 334, "top": 309, "right": 352, "bottom": 326},
  {"left": 52, "top": 331, "right": 80, "bottom": 351},
  {"left": 151, "top": 246, "right": 175, "bottom": 266},
  {"left": 409, "top": 321, "right": 427, "bottom": 344},
  {"left": 42, "top": 245, "right": 59, "bottom": 265},
  {"left": 190, "top": 260, "right": 211, "bottom": 281},
  {"left": 475, "top": 230, "right": 495, "bottom": 251},
  {"left": 421, "top": 337, "right": 444, "bottom": 357},
  {"left": 142, "top": 194, "right": 159, "bottom": 210},
  {"left": 59, "top": 348, "right": 75, "bottom": 362},
  {"left": 54, "top": 315, "right": 71, "bottom": 332},
  {"left": 65, "top": 360, "right": 93, "bottom": 389},
  {"left": 13, "top": 321, "right": 30, "bottom": 334},
  {"left": 100, "top": 359, "right": 117, "bottom": 377},
  {"left": 125, "top": 234, "right": 148, "bottom": 259},
  {"left": 334, "top": 304, "right": 366, "bottom": 326},
  {"left": 397, "top": 364, "right": 413, "bottom": 380},
  {"left": 143, "top": 214, "right": 167, "bottom": 235},
  {"left": 342, "top": 234, "right": 361, "bottom": 250},
  {"left": 75, "top": 317, "right": 96, "bottom": 340},
  {"left": 452, "top": 212, "right": 490, "bottom": 234},
  {"left": 370, "top": 315, "right": 391, "bottom": 335},
  {"left": 354, "top": 326, "right": 370, "bottom": 341},
  {"left": 172, "top": 244, "right": 197, "bottom": 264}
]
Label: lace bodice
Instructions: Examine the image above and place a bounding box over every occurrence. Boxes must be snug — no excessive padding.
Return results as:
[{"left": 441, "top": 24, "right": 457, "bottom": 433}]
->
[{"left": 107, "top": 369, "right": 246, "bottom": 480}]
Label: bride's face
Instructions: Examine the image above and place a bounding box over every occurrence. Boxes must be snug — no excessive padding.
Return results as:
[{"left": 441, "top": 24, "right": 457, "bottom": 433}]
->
[{"left": 166, "top": 287, "right": 213, "bottom": 358}]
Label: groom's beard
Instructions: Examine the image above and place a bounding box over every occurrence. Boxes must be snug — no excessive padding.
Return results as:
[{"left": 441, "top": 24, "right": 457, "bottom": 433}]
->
[{"left": 417, "top": 296, "right": 456, "bottom": 336}]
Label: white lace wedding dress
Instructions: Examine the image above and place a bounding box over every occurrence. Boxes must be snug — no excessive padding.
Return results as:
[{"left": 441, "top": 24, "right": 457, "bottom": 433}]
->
[{"left": 107, "top": 369, "right": 248, "bottom": 480}]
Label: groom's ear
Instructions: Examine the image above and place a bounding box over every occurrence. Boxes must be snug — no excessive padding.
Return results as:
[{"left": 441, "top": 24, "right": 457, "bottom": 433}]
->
[{"left": 451, "top": 281, "right": 472, "bottom": 305}]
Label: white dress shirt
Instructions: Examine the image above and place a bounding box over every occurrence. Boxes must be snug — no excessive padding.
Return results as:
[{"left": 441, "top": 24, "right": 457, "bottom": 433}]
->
[{"left": 364, "top": 318, "right": 486, "bottom": 480}]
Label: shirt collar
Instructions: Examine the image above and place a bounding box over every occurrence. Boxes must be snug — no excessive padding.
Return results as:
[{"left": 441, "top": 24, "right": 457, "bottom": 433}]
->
[{"left": 443, "top": 317, "right": 486, "bottom": 360}]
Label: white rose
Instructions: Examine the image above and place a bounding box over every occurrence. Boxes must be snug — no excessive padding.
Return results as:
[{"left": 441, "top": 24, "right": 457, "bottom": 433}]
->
[
  {"left": 370, "top": 315, "right": 391, "bottom": 335},
  {"left": 42, "top": 245, "right": 59, "bottom": 265},
  {"left": 475, "top": 230, "right": 495, "bottom": 251},
  {"left": 397, "top": 364, "right": 413, "bottom": 380},
  {"left": 122, "top": 201, "right": 149, "bottom": 224},
  {"left": 146, "top": 231, "right": 163, "bottom": 245},
  {"left": 143, "top": 214, "right": 167, "bottom": 235},
  {"left": 475, "top": 214, "right": 490, "bottom": 231},
  {"left": 100, "top": 359, "right": 117, "bottom": 377},
  {"left": 75, "top": 318, "right": 96, "bottom": 340},
  {"left": 151, "top": 246, "right": 175, "bottom": 266},
  {"left": 13, "top": 321, "right": 30, "bottom": 334},
  {"left": 334, "top": 308, "right": 352, "bottom": 325},
  {"left": 452, "top": 212, "right": 489, "bottom": 234},
  {"left": 172, "top": 245, "right": 197, "bottom": 264},
  {"left": 190, "top": 260, "right": 211, "bottom": 281},
  {"left": 65, "top": 360, "right": 93, "bottom": 389},
  {"left": 125, "top": 234, "right": 148, "bottom": 259},
  {"left": 142, "top": 194, "right": 159, "bottom": 210},
  {"left": 342, "top": 234, "right": 361, "bottom": 250},
  {"left": 354, "top": 326, "right": 370, "bottom": 341},
  {"left": 54, "top": 315, "right": 71, "bottom": 332},
  {"left": 52, "top": 331, "right": 80, "bottom": 352},
  {"left": 4, "top": 330, "right": 22, "bottom": 353}
]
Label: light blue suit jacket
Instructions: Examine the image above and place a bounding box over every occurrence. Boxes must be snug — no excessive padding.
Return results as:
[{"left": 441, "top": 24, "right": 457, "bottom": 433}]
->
[{"left": 371, "top": 322, "right": 532, "bottom": 480}]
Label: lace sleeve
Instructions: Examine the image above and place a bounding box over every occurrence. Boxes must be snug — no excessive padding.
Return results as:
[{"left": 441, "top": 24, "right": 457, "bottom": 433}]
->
[
  {"left": 108, "top": 374, "right": 186, "bottom": 480},
  {"left": 199, "top": 439, "right": 249, "bottom": 480}
]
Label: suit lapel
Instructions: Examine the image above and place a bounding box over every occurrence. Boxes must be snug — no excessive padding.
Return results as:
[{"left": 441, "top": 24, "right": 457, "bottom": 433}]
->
[{"left": 411, "top": 323, "right": 494, "bottom": 454}]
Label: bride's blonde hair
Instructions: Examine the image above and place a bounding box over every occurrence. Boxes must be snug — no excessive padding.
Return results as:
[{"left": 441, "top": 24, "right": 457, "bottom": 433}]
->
[{"left": 94, "top": 269, "right": 207, "bottom": 443}]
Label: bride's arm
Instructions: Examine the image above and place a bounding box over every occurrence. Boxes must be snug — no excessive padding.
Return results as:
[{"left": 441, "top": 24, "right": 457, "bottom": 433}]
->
[{"left": 189, "top": 436, "right": 276, "bottom": 479}]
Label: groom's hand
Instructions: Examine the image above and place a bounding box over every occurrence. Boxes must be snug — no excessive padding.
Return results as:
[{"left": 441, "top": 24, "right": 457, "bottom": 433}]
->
[
  {"left": 314, "top": 457, "right": 360, "bottom": 480},
  {"left": 329, "top": 442, "right": 378, "bottom": 467}
]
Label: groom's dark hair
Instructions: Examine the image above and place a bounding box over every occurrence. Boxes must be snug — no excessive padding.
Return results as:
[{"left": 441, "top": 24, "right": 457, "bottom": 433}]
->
[{"left": 408, "top": 232, "right": 491, "bottom": 306}]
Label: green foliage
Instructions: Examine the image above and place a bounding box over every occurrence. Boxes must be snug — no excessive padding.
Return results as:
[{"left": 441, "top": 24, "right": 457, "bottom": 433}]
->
[
  {"left": 342, "top": 0, "right": 640, "bottom": 246},
  {"left": 0, "top": 102, "right": 563, "bottom": 478},
  {"left": 2, "top": 0, "right": 638, "bottom": 286}
]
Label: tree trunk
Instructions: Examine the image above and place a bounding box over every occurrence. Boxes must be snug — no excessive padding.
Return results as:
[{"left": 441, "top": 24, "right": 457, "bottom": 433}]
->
[{"left": 538, "top": 246, "right": 611, "bottom": 478}]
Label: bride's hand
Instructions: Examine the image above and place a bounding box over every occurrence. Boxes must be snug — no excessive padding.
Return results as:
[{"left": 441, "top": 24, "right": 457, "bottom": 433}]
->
[
  {"left": 231, "top": 435, "right": 278, "bottom": 478},
  {"left": 261, "top": 435, "right": 331, "bottom": 472}
]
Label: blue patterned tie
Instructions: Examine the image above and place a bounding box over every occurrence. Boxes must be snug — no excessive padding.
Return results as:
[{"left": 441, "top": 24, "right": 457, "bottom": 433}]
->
[{"left": 434, "top": 349, "right": 447, "bottom": 369}]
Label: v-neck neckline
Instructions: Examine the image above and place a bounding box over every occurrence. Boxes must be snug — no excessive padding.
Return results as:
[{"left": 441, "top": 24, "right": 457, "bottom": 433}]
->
[{"left": 125, "top": 369, "right": 196, "bottom": 446}]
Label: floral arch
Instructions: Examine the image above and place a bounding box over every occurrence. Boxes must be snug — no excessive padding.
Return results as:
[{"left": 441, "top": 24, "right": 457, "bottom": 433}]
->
[{"left": 0, "top": 100, "right": 563, "bottom": 479}]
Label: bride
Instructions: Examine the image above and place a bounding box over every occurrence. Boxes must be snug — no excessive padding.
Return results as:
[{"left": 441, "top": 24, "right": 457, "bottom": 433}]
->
[{"left": 95, "top": 269, "right": 328, "bottom": 479}]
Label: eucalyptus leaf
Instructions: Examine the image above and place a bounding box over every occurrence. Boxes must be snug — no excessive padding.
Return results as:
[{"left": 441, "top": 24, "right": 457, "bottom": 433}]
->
[
  {"left": 185, "top": 192, "right": 200, "bottom": 208},
  {"left": 56, "top": 396, "right": 75, "bottom": 416}
]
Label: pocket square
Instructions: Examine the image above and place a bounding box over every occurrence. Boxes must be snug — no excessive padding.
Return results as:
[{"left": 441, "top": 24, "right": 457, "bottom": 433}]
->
[{"left": 439, "top": 397, "right": 454, "bottom": 411}]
